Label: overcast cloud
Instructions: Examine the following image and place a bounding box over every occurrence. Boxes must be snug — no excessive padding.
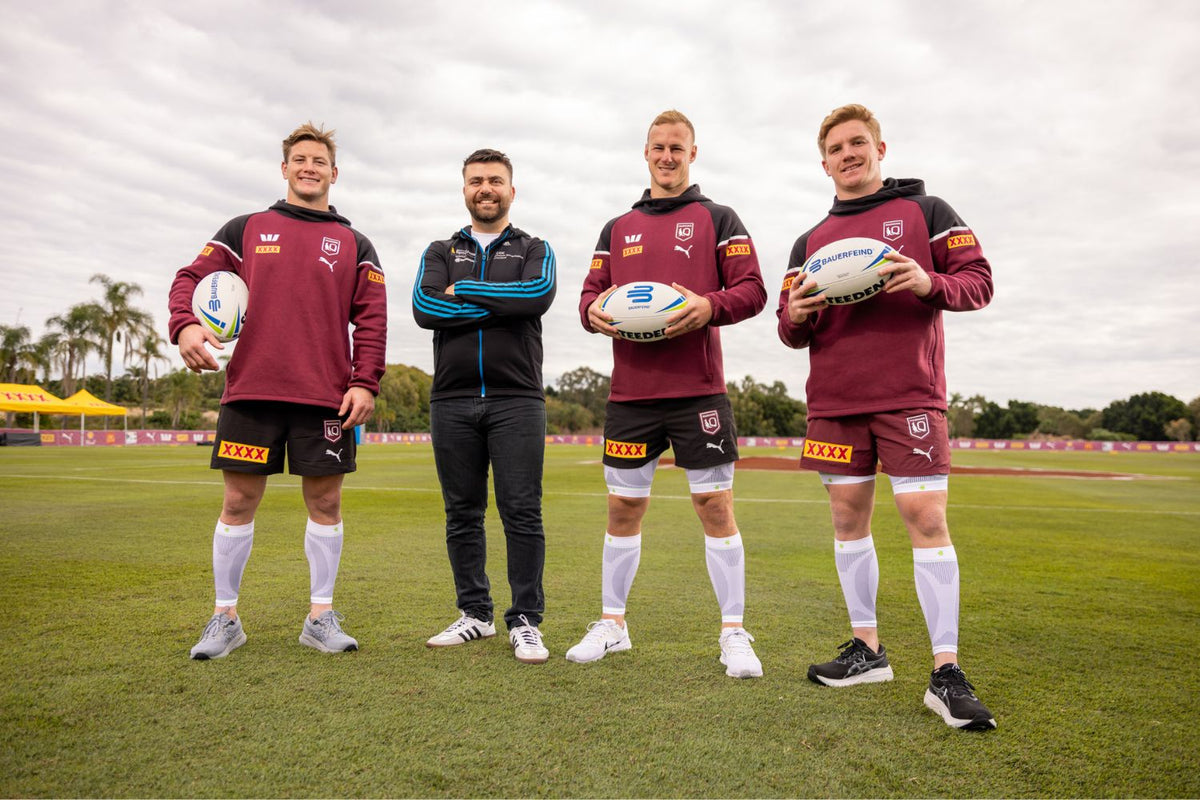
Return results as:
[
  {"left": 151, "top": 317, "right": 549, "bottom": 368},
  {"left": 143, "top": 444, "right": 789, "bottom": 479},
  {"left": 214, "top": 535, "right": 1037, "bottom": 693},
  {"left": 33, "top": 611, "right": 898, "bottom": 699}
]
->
[{"left": 2, "top": 0, "right": 1197, "bottom": 411}]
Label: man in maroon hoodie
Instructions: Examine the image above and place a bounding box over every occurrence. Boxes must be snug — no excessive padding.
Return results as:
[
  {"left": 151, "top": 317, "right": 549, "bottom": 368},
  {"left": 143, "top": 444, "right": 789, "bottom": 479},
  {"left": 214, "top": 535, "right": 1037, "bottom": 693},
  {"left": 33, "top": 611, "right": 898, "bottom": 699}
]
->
[
  {"left": 570, "top": 110, "right": 768, "bottom": 678},
  {"left": 168, "top": 123, "right": 387, "bottom": 660},
  {"left": 778, "top": 104, "right": 997, "bottom": 730}
]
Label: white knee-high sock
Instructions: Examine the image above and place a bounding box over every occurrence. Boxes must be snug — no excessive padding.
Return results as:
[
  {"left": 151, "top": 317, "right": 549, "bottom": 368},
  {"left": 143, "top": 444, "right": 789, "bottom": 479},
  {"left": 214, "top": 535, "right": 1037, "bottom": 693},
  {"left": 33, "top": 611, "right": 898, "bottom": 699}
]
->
[
  {"left": 913, "top": 545, "right": 960, "bottom": 655},
  {"left": 305, "top": 519, "right": 344, "bottom": 605},
  {"left": 835, "top": 536, "right": 879, "bottom": 628},
  {"left": 601, "top": 533, "right": 641, "bottom": 616},
  {"left": 705, "top": 532, "right": 746, "bottom": 624},
  {"left": 213, "top": 520, "right": 254, "bottom": 607}
]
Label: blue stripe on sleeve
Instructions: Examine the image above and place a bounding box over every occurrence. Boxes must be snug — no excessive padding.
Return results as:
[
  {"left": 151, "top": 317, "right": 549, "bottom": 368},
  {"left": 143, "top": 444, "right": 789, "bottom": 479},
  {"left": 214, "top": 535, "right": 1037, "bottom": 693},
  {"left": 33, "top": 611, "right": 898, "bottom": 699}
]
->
[{"left": 412, "top": 245, "right": 490, "bottom": 319}]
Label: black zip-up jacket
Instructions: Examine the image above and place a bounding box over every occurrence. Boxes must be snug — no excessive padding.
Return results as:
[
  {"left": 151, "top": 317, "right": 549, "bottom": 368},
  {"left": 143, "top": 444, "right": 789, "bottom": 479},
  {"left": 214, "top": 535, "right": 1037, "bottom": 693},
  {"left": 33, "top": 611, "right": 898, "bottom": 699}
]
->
[{"left": 413, "top": 224, "right": 556, "bottom": 400}]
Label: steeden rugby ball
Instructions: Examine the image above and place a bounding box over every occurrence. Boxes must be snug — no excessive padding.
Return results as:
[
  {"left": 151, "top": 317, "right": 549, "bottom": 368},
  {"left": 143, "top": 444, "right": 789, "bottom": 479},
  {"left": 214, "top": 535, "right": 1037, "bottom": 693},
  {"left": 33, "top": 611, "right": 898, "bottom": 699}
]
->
[
  {"left": 601, "top": 281, "right": 688, "bottom": 343},
  {"left": 802, "top": 237, "right": 896, "bottom": 305},
  {"left": 191, "top": 271, "right": 249, "bottom": 342}
]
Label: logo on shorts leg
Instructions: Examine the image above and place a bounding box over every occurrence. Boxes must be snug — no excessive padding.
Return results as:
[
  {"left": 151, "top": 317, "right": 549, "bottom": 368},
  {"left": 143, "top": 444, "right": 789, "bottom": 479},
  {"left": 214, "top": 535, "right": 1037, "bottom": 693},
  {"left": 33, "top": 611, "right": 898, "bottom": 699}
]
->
[
  {"left": 324, "top": 420, "right": 343, "bottom": 443},
  {"left": 217, "top": 440, "right": 269, "bottom": 463},
  {"left": 698, "top": 409, "right": 721, "bottom": 435},
  {"left": 803, "top": 439, "right": 853, "bottom": 463},
  {"left": 605, "top": 440, "right": 647, "bottom": 458},
  {"left": 907, "top": 413, "right": 931, "bottom": 440}
]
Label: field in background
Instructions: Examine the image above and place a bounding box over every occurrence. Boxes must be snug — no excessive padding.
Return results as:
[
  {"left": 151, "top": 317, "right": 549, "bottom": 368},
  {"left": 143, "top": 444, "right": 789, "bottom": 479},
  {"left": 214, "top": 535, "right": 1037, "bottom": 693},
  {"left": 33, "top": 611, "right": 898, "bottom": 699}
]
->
[{"left": 1, "top": 444, "right": 1198, "bottom": 797}]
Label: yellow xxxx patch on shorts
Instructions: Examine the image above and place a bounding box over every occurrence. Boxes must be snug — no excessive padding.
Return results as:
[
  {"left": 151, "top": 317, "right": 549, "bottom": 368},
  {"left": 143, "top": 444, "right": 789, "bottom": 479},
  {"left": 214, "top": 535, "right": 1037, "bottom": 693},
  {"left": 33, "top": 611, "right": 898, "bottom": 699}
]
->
[
  {"left": 605, "top": 440, "right": 647, "bottom": 458},
  {"left": 217, "top": 440, "right": 269, "bottom": 463},
  {"left": 803, "top": 439, "right": 852, "bottom": 463}
]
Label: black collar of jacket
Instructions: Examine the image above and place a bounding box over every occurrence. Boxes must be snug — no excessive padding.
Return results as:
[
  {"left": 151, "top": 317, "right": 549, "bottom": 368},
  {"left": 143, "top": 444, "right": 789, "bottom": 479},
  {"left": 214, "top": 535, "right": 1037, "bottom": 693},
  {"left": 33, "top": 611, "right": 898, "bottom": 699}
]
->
[{"left": 453, "top": 223, "right": 526, "bottom": 245}]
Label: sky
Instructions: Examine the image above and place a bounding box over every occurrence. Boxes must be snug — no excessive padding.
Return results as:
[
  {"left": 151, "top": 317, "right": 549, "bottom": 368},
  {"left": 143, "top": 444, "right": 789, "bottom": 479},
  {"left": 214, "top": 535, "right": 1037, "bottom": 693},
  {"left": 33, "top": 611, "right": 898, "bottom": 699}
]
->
[{"left": 2, "top": 0, "right": 1197, "bottom": 412}]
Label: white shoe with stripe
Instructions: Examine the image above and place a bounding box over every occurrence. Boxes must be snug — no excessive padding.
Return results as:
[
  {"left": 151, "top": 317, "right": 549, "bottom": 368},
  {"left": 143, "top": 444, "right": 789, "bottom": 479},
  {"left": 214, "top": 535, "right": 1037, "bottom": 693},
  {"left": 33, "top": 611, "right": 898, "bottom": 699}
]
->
[{"left": 426, "top": 613, "right": 496, "bottom": 647}]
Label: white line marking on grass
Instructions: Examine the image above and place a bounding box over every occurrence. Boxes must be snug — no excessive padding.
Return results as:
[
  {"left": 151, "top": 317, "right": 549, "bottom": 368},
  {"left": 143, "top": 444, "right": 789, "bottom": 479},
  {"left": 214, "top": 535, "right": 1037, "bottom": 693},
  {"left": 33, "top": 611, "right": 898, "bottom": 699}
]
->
[
  {"left": 66, "top": 461, "right": 203, "bottom": 472},
  {"left": 2, "top": 474, "right": 1197, "bottom": 516}
]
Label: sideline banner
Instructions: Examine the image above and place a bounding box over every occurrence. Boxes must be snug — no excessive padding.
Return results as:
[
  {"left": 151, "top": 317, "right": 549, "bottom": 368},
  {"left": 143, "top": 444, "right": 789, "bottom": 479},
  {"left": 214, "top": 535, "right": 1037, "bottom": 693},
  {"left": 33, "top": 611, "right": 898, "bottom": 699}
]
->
[{"left": 4, "top": 429, "right": 1197, "bottom": 453}]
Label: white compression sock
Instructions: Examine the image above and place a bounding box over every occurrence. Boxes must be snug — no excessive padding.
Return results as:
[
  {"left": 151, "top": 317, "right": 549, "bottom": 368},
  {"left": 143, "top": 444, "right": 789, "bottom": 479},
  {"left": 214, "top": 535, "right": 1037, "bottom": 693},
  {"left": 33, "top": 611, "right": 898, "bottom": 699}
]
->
[
  {"left": 213, "top": 520, "right": 254, "bottom": 607},
  {"left": 601, "top": 533, "right": 641, "bottom": 616},
  {"left": 913, "top": 545, "right": 960, "bottom": 655},
  {"left": 835, "top": 536, "right": 879, "bottom": 628},
  {"left": 705, "top": 532, "right": 746, "bottom": 624},
  {"left": 305, "top": 519, "right": 344, "bottom": 605}
]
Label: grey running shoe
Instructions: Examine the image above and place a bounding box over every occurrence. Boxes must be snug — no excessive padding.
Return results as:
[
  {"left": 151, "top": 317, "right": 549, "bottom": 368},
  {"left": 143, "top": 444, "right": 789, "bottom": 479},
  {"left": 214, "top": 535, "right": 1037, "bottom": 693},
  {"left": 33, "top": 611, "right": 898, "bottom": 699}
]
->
[
  {"left": 426, "top": 613, "right": 497, "bottom": 647},
  {"left": 190, "top": 611, "right": 246, "bottom": 660},
  {"left": 808, "top": 637, "right": 894, "bottom": 686},
  {"left": 509, "top": 614, "right": 549, "bottom": 664},
  {"left": 924, "top": 663, "right": 997, "bottom": 730},
  {"left": 299, "top": 610, "right": 359, "bottom": 653}
]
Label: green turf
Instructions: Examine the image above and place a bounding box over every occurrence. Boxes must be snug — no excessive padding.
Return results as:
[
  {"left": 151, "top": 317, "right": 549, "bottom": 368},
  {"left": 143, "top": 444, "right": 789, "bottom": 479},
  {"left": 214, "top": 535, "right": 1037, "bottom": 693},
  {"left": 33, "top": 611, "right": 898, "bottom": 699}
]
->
[{"left": 1, "top": 444, "right": 1198, "bottom": 797}]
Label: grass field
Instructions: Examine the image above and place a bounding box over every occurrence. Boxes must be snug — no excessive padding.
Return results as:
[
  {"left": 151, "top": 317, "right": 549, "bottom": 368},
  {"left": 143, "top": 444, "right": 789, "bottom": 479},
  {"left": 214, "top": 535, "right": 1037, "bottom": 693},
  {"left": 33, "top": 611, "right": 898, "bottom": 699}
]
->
[{"left": 1, "top": 443, "right": 1198, "bottom": 798}]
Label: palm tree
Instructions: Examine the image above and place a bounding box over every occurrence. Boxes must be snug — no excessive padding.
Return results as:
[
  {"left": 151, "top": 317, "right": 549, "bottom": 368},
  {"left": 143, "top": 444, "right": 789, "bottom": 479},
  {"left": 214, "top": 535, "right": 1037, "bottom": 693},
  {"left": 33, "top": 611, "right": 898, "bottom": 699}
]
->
[
  {"left": 162, "top": 368, "right": 202, "bottom": 428},
  {"left": 1, "top": 323, "right": 32, "bottom": 383},
  {"left": 89, "top": 274, "right": 152, "bottom": 401},
  {"left": 1, "top": 323, "right": 33, "bottom": 427},
  {"left": 131, "top": 325, "right": 170, "bottom": 424},
  {"left": 46, "top": 304, "right": 100, "bottom": 397},
  {"left": 31, "top": 334, "right": 60, "bottom": 386}
]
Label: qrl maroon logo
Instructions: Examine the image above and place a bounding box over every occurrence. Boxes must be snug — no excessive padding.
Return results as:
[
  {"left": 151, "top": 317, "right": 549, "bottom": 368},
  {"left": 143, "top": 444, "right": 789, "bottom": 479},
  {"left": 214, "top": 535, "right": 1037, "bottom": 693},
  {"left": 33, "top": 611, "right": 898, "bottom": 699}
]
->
[
  {"left": 324, "top": 420, "right": 342, "bottom": 443},
  {"left": 699, "top": 409, "right": 721, "bottom": 435},
  {"left": 675, "top": 222, "right": 694, "bottom": 242},
  {"left": 321, "top": 236, "right": 341, "bottom": 256},
  {"left": 907, "top": 413, "right": 930, "bottom": 440},
  {"left": 883, "top": 220, "right": 903, "bottom": 241}
]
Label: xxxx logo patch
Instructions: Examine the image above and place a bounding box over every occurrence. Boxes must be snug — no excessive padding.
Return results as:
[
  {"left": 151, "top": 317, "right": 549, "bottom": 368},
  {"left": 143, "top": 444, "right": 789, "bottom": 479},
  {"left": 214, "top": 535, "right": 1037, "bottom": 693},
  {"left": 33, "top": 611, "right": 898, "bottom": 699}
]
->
[
  {"left": 803, "top": 439, "right": 852, "bottom": 464},
  {"left": 217, "top": 440, "right": 269, "bottom": 463},
  {"left": 605, "top": 439, "right": 647, "bottom": 458}
]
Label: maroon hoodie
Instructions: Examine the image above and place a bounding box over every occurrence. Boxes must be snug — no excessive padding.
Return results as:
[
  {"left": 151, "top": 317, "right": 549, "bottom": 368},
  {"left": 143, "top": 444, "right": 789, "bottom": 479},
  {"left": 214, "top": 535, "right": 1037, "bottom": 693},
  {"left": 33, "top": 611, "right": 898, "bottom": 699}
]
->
[
  {"left": 776, "top": 178, "right": 993, "bottom": 419},
  {"left": 581, "top": 185, "right": 767, "bottom": 402},
  {"left": 168, "top": 201, "right": 387, "bottom": 409}
]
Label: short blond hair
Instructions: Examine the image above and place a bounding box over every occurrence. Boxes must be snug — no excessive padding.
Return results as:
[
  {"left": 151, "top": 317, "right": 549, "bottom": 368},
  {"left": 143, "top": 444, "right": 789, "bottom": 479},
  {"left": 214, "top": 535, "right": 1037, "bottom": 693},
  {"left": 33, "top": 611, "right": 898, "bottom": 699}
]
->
[
  {"left": 817, "top": 104, "right": 881, "bottom": 156},
  {"left": 648, "top": 109, "right": 695, "bottom": 141},
  {"left": 282, "top": 122, "right": 337, "bottom": 166}
]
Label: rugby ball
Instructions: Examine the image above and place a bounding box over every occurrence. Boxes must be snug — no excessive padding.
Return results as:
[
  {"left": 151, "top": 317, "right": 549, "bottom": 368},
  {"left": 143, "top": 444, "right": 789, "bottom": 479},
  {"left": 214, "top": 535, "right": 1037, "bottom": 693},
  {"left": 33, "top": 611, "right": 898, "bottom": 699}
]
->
[
  {"left": 802, "top": 237, "right": 896, "bottom": 305},
  {"left": 600, "top": 281, "right": 687, "bottom": 343},
  {"left": 191, "top": 271, "right": 249, "bottom": 342}
]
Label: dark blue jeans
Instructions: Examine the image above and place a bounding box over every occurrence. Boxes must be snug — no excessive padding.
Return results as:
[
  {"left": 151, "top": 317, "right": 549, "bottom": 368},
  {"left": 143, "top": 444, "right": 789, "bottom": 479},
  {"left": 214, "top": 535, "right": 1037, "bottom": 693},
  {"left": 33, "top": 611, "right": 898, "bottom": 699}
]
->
[{"left": 430, "top": 396, "right": 546, "bottom": 629}]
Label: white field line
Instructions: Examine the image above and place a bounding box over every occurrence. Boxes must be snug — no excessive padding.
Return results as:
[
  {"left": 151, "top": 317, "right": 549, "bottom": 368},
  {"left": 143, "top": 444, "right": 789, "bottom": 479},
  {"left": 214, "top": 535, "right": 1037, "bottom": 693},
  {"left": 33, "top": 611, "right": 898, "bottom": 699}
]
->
[{"left": 1, "top": 473, "right": 1198, "bottom": 517}]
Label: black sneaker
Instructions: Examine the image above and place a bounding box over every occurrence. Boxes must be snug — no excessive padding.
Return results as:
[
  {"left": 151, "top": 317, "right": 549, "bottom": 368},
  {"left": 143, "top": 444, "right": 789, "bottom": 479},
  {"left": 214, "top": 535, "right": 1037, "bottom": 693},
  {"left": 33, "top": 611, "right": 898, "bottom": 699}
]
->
[
  {"left": 923, "top": 663, "right": 997, "bottom": 730},
  {"left": 807, "top": 637, "right": 894, "bottom": 687}
]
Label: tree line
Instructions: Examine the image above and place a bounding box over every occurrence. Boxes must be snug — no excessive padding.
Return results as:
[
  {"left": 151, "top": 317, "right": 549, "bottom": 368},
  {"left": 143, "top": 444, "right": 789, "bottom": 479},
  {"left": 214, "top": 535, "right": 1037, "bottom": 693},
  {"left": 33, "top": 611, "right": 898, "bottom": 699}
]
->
[{"left": 4, "top": 275, "right": 1198, "bottom": 441}]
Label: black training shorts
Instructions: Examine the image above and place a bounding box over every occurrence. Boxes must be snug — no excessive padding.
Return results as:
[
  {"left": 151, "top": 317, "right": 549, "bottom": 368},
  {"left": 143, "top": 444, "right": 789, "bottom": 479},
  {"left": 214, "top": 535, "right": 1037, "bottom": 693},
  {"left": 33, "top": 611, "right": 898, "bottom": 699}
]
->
[
  {"left": 211, "top": 400, "right": 356, "bottom": 476},
  {"left": 602, "top": 394, "right": 738, "bottom": 469}
]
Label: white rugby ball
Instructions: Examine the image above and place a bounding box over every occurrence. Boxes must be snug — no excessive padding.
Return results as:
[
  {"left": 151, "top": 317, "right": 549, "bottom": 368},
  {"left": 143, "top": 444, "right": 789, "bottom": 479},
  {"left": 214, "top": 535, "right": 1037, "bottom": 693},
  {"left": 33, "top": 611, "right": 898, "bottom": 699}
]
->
[
  {"left": 601, "top": 281, "right": 688, "bottom": 343},
  {"left": 803, "top": 237, "right": 896, "bottom": 305},
  {"left": 191, "top": 271, "right": 249, "bottom": 342}
]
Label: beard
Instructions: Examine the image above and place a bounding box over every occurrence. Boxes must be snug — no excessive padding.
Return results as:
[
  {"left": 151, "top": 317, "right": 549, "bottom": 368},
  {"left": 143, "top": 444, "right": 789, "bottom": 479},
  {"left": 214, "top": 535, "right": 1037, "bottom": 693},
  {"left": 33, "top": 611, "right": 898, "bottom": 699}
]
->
[{"left": 467, "top": 193, "right": 511, "bottom": 225}]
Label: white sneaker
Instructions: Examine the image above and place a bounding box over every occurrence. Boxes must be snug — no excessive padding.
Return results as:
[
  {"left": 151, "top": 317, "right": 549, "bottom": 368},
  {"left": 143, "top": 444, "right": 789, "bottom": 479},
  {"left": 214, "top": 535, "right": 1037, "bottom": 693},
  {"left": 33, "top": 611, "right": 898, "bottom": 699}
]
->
[
  {"left": 426, "top": 613, "right": 496, "bottom": 647},
  {"left": 509, "top": 615, "right": 549, "bottom": 664},
  {"left": 565, "top": 619, "right": 631, "bottom": 663},
  {"left": 719, "top": 627, "right": 763, "bottom": 678}
]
